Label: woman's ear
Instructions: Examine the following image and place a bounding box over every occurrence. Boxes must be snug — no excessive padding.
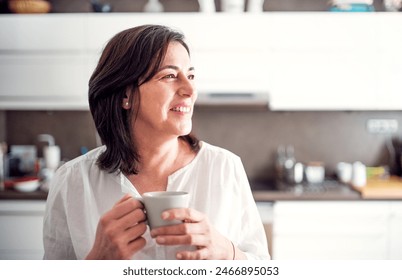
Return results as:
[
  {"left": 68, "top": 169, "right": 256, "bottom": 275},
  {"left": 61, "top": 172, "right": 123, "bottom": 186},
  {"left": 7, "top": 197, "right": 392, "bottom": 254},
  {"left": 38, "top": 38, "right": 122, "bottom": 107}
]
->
[{"left": 122, "top": 87, "right": 132, "bottom": 109}]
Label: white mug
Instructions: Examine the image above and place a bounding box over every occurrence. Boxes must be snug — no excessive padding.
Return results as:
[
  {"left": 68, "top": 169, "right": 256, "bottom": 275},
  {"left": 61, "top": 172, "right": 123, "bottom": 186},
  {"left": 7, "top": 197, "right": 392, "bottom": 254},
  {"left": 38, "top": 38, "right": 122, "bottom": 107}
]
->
[
  {"left": 141, "top": 191, "right": 189, "bottom": 230},
  {"left": 352, "top": 161, "right": 367, "bottom": 188},
  {"left": 336, "top": 162, "right": 353, "bottom": 184}
]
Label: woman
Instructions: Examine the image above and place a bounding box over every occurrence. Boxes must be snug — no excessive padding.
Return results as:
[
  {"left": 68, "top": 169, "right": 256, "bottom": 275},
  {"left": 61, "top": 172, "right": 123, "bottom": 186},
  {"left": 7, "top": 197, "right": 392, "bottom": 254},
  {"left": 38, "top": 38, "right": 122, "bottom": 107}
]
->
[{"left": 43, "top": 24, "right": 269, "bottom": 260}]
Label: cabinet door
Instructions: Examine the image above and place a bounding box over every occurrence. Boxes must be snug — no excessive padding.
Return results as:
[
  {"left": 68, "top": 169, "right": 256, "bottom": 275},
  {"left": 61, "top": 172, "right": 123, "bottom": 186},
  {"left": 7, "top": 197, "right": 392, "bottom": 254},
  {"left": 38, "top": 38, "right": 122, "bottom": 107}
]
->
[
  {"left": 272, "top": 201, "right": 388, "bottom": 260},
  {"left": 0, "top": 15, "right": 85, "bottom": 51},
  {"left": 266, "top": 13, "right": 402, "bottom": 110},
  {"left": 0, "top": 54, "right": 89, "bottom": 110},
  {"left": 388, "top": 202, "right": 402, "bottom": 259},
  {"left": 376, "top": 15, "right": 402, "bottom": 110},
  {"left": 0, "top": 200, "right": 46, "bottom": 260}
]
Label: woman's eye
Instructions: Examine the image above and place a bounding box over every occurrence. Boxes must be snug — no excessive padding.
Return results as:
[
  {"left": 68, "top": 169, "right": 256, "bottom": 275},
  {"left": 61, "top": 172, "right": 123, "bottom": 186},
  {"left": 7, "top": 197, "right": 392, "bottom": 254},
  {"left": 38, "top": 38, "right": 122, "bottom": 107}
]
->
[
  {"left": 163, "top": 74, "right": 176, "bottom": 79},
  {"left": 188, "top": 74, "right": 195, "bottom": 80}
]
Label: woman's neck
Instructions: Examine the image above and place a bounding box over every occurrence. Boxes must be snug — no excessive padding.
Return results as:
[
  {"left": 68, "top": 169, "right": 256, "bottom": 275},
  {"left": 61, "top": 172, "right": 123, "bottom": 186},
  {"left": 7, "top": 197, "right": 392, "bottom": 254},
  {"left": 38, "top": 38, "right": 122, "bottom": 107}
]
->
[
  {"left": 137, "top": 136, "right": 182, "bottom": 176},
  {"left": 128, "top": 136, "right": 194, "bottom": 193}
]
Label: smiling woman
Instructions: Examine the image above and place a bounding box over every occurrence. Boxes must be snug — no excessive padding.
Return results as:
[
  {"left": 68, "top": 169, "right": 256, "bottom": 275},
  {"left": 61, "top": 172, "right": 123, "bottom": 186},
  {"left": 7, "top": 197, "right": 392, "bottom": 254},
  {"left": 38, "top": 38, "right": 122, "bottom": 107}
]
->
[{"left": 43, "top": 24, "right": 270, "bottom": 260}]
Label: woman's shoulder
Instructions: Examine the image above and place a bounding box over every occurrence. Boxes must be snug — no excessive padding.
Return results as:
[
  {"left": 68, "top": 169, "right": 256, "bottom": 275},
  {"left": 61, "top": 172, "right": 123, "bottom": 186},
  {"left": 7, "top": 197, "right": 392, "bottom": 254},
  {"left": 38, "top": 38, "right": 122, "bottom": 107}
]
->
[
  {"left": 195, "top": 141, "right": 242, "bottom": 170},
  {"left": 199, "top": 141, "right": 241, "bottom": 161},
  {"left": 55, "top": 146, "right": 105, "bottom": 177}
]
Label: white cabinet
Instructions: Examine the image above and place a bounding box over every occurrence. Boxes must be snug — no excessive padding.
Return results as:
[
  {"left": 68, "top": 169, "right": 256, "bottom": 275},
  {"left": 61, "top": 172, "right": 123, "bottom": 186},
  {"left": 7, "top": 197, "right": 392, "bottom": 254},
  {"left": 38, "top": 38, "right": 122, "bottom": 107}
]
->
[
  {"left": 388, "top": 202, "right": 402, "bottom": 259},
  {"left": 0, "top": 200, "right": 46, "bottom": 260},
  {"left": 0, "top": 13, "right": 401, "bottom": 110},
  {"left": 267, "top": 13, "right": 402, "bottom": 110},
  {"left": 0, "top": 54, "right": 88, "bottom": 109},
  {"left": 0, "top": 14, "right": 89, "bottom": 110},
  {"left": 272, "top": 201, "right": 402, "bottom": 260}
]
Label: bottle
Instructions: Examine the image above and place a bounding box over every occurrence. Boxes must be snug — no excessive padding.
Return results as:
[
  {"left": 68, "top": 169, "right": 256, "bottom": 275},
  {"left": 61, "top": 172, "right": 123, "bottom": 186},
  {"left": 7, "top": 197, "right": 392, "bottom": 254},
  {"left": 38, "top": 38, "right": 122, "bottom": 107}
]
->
[
  {"left": 284, "top": 145, "right": 296, "bottom": 184},
  {"left": 275, "top": 146, "right": 286, "bottom": 184}
]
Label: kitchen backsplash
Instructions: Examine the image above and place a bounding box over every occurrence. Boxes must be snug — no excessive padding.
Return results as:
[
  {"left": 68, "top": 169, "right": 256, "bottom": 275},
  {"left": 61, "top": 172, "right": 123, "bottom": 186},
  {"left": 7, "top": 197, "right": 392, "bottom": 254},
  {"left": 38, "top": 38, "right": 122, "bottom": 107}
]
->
[{"left": 1, "top": 109, "right": 401, "bottom": 181}]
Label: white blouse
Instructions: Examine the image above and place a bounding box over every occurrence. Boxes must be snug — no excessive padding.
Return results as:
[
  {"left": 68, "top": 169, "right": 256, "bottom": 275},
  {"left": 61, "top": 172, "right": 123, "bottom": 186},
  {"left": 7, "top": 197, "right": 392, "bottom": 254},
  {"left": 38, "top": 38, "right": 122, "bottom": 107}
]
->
[{"left": 43, "top": 141, "right": 270, "bottom": 260}]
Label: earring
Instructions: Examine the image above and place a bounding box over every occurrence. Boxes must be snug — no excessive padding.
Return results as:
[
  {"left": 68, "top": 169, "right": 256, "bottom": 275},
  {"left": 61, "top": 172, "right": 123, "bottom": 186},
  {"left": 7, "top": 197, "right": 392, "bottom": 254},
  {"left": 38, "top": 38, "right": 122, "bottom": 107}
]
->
[{"left": 125, "top": 102, "right": 129, "bottom": 106}]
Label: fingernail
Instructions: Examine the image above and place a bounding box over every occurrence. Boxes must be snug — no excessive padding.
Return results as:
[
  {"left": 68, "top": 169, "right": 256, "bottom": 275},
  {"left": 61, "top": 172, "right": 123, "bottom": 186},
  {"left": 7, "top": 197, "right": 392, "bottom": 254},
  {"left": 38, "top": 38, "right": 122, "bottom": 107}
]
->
[{"left": 162, "top": 212, "right": 170, "bottom": 220}]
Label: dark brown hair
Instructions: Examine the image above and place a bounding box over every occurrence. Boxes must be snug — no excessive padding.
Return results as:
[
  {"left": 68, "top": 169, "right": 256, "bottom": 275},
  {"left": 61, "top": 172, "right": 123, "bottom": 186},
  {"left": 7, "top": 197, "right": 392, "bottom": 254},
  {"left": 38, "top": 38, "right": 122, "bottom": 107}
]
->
[{"left": 88, "top": 24, "right": 200, "bottom": 175}]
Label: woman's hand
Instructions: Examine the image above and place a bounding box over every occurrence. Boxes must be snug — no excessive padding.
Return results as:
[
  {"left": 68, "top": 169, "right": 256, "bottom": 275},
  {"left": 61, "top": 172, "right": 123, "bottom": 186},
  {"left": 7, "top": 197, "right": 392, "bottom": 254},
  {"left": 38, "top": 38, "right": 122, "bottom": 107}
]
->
[
  {"left": 150, "top": 208, "right": 245, "bottom": 260},
  {"left": 86, "top": 194, "right": 147, "bottom": 260}
]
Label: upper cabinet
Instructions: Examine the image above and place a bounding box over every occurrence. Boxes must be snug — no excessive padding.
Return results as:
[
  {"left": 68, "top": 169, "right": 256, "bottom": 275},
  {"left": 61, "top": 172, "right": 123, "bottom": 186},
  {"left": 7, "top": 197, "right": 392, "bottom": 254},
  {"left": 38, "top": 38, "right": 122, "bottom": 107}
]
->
[
  {"left": 0, "top": 13, "right": 401, "bottom": 110},
  {"left": 0, "top": 15, "right": 89, "bottom": 110},
  {"left": 266, "top": 13, "right": 402, "bottom": 110}
]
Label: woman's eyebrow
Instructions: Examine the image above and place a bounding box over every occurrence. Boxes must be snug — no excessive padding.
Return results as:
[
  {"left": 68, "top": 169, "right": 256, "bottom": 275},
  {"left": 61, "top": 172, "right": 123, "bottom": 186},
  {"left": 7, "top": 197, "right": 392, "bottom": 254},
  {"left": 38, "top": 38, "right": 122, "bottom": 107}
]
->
[{"left": 158, "top": 65, "right": 195, "bottom": 71}]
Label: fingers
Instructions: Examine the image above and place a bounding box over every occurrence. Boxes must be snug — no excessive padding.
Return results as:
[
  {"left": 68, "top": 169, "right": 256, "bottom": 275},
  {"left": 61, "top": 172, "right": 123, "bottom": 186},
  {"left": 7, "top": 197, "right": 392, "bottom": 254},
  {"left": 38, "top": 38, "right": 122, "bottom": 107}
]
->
[
  {"left": 155, "top": 233, "right": 209, "bottom": 247},
  {"left": 161, "top": 208, "right": 205, "bottom": 223},
  {"left": 107, "top": 195, "right": 144, "bottom": 220},
  {"left": 176, "top": 248, "right": 210, "bottom": 260},
  {"left": 151, "top": 220, "right": 206, "bottom": 238},
  {"left": 124, "top": 222, "right": 148, "bottom": 244},
  {"left": 114, "top": 208, "right": 147, "bottom": 233}
]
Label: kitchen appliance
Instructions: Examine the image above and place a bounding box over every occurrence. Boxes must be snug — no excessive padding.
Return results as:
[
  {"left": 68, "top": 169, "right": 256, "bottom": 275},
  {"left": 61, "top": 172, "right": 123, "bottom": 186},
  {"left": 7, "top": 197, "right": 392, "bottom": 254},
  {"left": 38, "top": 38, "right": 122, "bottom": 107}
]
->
[{"left": 9, "top": 145, "right": 37, "bottom": 176}]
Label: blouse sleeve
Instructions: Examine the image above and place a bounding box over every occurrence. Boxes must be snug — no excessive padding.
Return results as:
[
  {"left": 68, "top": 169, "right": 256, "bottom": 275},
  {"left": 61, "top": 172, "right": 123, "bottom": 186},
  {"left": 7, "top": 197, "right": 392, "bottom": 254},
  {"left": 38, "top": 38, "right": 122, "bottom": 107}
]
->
[
  {"left": 43, "top": 165, "right": 77, "bottom": 260},
  {"left": 234, "top": 157, "right": 271, "bottom": 260}
]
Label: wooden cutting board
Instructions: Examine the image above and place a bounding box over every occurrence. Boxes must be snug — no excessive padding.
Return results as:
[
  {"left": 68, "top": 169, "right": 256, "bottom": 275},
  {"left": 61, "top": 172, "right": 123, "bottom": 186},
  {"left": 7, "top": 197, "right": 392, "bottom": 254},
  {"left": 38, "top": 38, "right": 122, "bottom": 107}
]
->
[{"left": 353, "top": 176, "right": 402, "bottom": 199}]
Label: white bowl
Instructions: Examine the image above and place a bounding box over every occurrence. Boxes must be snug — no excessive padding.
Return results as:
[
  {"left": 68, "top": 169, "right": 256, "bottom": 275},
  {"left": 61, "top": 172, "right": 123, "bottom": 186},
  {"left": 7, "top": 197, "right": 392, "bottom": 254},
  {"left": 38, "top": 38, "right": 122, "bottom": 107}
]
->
[{"left": 14, "top": 179, "right": 40, "bottom": 192}]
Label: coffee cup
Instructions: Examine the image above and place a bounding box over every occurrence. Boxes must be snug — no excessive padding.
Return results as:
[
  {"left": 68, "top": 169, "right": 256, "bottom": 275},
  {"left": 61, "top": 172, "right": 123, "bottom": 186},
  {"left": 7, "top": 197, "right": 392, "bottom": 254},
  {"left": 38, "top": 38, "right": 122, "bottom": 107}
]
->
[{"left": 140, "top": 191, "right": 189, "bottom": 230}]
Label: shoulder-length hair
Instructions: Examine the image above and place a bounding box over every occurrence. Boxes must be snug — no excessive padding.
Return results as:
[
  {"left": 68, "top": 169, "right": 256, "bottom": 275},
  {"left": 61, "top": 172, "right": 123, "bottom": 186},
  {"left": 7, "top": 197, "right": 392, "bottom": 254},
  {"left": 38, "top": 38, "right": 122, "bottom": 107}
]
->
[{"left": 88, "top": 24, "right": 200, "bottom": 175}]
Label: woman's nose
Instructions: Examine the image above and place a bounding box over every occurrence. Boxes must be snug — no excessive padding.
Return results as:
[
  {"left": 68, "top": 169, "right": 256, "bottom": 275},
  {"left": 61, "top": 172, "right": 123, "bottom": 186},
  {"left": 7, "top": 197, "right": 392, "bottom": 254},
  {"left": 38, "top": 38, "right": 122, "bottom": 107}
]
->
[{"left": 178, "top": 75, "right": 196, "bottom": 97}]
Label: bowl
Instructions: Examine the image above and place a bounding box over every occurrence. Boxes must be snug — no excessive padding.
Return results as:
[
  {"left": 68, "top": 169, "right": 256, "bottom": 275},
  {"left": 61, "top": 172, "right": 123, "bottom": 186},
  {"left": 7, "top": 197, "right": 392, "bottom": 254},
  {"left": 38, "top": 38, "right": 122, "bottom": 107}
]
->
[
  {"left": 13, "top": 177, "right": 40, "bottom": 192},
  {"left": 8, "top": 0, "right": 51, "bottom": 14}
]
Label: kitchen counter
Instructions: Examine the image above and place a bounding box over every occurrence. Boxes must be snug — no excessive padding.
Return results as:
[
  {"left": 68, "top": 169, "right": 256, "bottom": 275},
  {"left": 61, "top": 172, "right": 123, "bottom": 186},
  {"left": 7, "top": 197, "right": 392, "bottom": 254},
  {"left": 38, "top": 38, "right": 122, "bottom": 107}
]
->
[
  {"left": 251, "top": 179, "right": 362, "bottom": 201},
  {"left": 1, "top": 178, "right": 401, "bottom": 202},
  {"left": 0, "top": 189, "right": 48, "bottom": 200}
]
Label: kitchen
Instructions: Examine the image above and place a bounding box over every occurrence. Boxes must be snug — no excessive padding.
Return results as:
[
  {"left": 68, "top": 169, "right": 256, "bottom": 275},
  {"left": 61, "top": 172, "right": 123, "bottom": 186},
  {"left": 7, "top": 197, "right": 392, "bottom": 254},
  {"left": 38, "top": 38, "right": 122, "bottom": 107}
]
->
[{"left": 1, "top": 0, "right": 402, "bottom": 260}]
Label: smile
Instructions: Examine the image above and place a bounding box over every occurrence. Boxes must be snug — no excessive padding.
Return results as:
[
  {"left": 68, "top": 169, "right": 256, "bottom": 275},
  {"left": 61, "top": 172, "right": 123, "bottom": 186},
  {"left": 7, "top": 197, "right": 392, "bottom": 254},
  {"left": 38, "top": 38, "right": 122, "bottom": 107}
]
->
[{"left": 170, "top": 106, "right": 191, "bottom": 113}]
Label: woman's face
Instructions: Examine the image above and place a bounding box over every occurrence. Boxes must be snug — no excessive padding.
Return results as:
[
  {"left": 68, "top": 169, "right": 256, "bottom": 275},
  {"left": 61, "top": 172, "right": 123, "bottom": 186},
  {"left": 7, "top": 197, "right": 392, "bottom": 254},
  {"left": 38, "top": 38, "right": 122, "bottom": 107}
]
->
[{"left": 133, "top": 41, "right": 197, "bottom": 140}]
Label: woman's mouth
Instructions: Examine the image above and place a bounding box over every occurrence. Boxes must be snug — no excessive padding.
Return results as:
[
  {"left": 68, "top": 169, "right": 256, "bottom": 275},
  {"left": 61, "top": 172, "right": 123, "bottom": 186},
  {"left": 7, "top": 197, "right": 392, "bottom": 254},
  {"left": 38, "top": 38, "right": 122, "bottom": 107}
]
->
[{"left": 170, "top": 106, "right": 191, "bottom": 113}]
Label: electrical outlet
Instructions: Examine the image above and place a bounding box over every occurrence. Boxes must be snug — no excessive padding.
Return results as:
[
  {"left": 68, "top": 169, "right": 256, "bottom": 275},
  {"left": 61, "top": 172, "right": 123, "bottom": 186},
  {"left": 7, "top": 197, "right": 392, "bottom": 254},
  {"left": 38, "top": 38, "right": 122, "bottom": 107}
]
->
[{"left": 367, "top": 119, "right": 399, "bottom": 134}]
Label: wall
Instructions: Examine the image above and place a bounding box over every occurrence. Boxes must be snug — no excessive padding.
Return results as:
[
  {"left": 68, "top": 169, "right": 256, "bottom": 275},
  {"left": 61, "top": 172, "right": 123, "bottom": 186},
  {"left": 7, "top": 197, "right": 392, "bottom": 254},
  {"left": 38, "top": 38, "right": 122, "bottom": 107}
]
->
[
  {"left": 2, "top": 109, "right": 402, "bottom": 182},
  {"left": 3, "top": 0, "right": 384, "bottom": 13}
]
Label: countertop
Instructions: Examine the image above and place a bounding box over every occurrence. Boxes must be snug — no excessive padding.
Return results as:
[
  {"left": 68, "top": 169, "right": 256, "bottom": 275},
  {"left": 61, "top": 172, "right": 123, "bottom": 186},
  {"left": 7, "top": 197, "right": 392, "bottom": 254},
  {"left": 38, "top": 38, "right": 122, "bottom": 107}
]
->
[
  {"left": 1, "top": 178, "right": 401, "bottom": 202},
  {"left": 251, "top": 179, "right": 362, "bottom": 201},
  {"left": 251, "top": 178, "right": 402, "bottom": 201}
]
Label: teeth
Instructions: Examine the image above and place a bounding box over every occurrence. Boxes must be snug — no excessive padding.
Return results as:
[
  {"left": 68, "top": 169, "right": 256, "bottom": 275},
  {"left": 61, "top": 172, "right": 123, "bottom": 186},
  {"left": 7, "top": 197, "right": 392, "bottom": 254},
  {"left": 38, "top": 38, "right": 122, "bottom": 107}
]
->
[{"left": 171, "top": 106, "right": 190, "bottom": 113}]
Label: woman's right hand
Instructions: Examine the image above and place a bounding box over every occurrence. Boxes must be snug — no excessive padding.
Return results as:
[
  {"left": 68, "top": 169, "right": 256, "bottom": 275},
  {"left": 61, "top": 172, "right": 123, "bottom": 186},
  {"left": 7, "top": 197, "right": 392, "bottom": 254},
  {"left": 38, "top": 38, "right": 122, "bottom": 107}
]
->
[{"left": 85, "top": 194, "right": 147, "bottom": 259}]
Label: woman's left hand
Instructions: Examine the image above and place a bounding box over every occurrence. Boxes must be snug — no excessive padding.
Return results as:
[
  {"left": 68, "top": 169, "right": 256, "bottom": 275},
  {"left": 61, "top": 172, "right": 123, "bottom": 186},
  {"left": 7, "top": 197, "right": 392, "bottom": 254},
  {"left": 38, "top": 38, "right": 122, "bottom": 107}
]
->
[{"left": 150, "top": 208, "right": 244, "bottom": 260}]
